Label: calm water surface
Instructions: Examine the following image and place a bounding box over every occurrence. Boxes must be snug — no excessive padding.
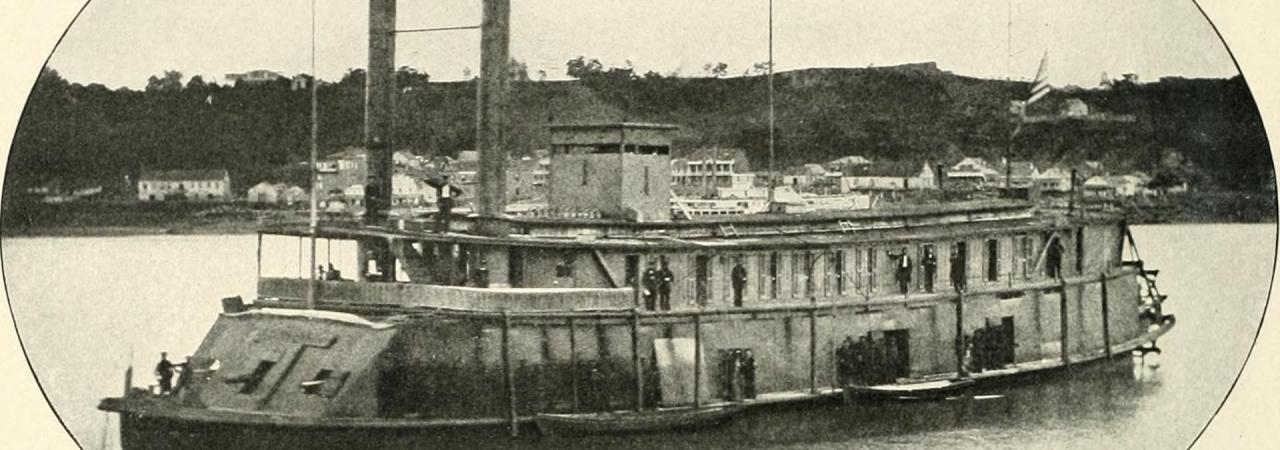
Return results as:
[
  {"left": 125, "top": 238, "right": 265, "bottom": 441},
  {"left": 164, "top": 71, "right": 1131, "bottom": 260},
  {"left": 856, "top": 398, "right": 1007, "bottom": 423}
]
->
[{"left": 2, "top": 224, "right": 1273, "bottom": 449}]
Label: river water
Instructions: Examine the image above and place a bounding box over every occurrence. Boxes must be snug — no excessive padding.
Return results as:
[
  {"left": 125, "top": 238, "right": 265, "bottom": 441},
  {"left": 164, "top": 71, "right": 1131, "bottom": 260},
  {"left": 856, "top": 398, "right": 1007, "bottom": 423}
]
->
[{"left": 1, "top": 224, "right": 1273, "bottom": 449}]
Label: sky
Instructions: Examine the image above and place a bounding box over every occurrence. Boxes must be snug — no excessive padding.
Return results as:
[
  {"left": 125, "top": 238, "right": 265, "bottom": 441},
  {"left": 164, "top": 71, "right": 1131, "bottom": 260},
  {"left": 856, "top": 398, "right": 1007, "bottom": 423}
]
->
[{"left": 46, "top": 0, "right": 1240, "bottom": 89}]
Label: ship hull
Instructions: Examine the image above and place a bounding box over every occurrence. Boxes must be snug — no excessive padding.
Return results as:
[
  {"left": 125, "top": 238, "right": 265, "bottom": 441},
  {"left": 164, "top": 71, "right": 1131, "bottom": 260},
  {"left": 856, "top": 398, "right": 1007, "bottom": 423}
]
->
[
  {"left": 116, "top": 412, "right": 523, "bottom": 450},
  {"left": 106, "top": 316, "right": 1171, "bottom": 449}
]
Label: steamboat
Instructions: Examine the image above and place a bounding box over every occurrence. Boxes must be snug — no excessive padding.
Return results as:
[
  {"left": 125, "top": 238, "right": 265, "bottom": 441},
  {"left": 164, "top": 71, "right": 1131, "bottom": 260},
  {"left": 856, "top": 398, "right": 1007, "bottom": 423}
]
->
[{"left": 99, "top": 1, "right": 1173, "bottom": 448}]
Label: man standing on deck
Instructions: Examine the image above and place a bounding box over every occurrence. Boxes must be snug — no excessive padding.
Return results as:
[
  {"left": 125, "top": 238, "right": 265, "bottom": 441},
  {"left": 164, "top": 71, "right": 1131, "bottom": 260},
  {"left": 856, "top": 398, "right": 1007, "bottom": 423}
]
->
[
  {"left": 657, "top": 258, "right": 675, "bottom": 311},
  {"left": 921, "top": 247, "right": 937, "bottom": 293},
  {"left": 889, "top": 247, "right": 912, "bottom": 295},
  {"left": 428, "top": 175, "right": 463, "bottom": 233},
  {"left": 950, "top": 250, "right": 967, "bottom": 292},
  {"left": 1045, "top": 237, "right": 1065, "bottom": 279},
  {"left": 155, "top": 352, "right": 175, "bottom": 395},
  {"left": 642, "top": 261, "right": 659, "bottom": 310},
  {"left": 731, "top": 257, "right": 748, "bottom": 307}
]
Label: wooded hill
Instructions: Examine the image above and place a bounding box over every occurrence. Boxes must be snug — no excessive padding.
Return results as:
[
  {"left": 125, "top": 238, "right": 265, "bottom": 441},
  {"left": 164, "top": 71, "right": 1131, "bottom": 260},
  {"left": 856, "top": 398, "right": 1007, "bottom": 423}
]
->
[{"left": 5, "top": 62, "right": 1271, "bottom": 198}]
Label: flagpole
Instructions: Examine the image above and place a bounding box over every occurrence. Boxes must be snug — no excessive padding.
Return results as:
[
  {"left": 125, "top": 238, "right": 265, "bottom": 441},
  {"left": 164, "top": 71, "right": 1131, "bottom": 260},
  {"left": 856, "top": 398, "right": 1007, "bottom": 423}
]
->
[{"left": 766, "top": 0, "right": 776, "bottom": 206}]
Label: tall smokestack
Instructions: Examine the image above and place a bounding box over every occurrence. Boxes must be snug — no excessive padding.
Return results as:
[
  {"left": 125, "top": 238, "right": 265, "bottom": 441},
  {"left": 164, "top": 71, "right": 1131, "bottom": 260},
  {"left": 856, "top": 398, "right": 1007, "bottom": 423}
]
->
[
  {"left": 366, "top": 0, "right": 396, "bottom": 225},
  {"left": 475, "top": 0, "right": 510, "bottom": 228},
  {"left": 359, "top": 0, "right": 396, "bottom": 281}
]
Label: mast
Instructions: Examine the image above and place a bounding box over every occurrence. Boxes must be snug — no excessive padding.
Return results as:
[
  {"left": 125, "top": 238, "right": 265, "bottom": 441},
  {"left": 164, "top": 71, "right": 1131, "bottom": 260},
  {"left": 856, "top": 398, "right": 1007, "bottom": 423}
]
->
[
  {"left": 766, "top": 0, "right": 777, "bottom": 205},
  {"left": 306, "top": 0, "right": 320, "bottom": 309}
]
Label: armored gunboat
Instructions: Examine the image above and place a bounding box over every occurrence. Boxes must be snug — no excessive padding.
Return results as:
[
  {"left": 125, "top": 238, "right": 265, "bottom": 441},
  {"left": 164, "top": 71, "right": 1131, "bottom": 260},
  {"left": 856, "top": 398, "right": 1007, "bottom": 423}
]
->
[{"left": 98, "top": 1, "right": 1173, "bottom": 448}]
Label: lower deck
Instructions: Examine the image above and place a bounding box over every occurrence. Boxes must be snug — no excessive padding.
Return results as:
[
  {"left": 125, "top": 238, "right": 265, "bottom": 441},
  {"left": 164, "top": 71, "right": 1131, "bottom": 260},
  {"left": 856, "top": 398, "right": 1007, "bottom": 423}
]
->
[{"left": 221, "top": 264, "right": 1159, "bottom": 423}]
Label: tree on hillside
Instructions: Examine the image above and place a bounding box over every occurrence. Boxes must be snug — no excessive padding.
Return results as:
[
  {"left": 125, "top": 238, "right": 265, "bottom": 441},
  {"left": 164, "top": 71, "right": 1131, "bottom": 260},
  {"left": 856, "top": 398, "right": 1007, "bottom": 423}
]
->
[
  {"left": 145, "top": 70, "right": 184, "bottom": 93},
  {"left": 566, "top": 56, "right": 604, "bottom": 79},
  {"left": 703, "top": 62, "right": 729, "bottom": 78}
]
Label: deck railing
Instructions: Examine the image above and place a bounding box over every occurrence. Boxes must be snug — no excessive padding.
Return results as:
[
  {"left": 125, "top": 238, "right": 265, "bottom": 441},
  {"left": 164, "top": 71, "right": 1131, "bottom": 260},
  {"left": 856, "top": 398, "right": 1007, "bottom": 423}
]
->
[{"left": 258, "top": 277, "right": 634, "bottom": 311}]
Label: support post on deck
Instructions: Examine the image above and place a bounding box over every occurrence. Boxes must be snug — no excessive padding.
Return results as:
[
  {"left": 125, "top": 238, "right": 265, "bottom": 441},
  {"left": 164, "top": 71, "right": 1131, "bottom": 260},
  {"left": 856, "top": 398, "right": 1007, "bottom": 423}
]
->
[
  {"left": 1100, "top": 273, "right": 1112, "bottom": 359},
  {"left": 955, "top": 291, "right": 967, "bottom": 377},
  {"left": 632, "top": 308, "right": 643, "bottom": 412},
  {"left": 256, "top": 233, "right": 263, "bottom": 280},
  {"left": 831, "top": 303, "right": 839, "bottom": 389},
  {"left": 501, "top": 312, "right": 518, "bottom": 437},
  {"left": 568, "top": 317, "right": 579, "bottom": 412},
  {"left": 632, "top": 254, "right": 644, "bottom": 309},
  {"left": 694, "top": 313, "right": 702, "bottom": 408},
  {"left": 1059, "top": 280, "right": 1071, "bottom": 367},
  {"left": 809, "top": 298, "right": 818, "bottom": 394}
]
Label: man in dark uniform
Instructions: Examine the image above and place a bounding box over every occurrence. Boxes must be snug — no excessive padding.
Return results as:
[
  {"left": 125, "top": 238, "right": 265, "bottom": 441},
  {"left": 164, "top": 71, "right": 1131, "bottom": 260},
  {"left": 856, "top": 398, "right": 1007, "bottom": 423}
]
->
[
  {"left": 741, "top": 349, "right": 757, "bottom": 399},
  {"left": 155, "top": 352, "right": 175, "bottom": 395},
  {"left": 730, "top": 257, "right": 748, "bottom": 307},
  {"left": 173, "top": 356, "right": 194, "bottom": 394},
  {"left": 921, "top": 247, "right": 937, "bottom": 293},
  {"left": 473, "top": 258, "right": 490, "bottom": 288},
  {"left": 641, "top": 261, "right": 659, "bottom": 311},
  {"left": 1045, "top": 237, "right": 1065, "bottom": 279},
  {"left": 429, "top": 175, "right": 464, "bottom": 233},
  {"left": 657, "top": 258, "right": 675, "bottom": 311},
  {"left": 889, "top": 247, "right": 913, "bottom": 295},
  {"left": 950, "top": 250, "right": 967, "bottom": 292}
]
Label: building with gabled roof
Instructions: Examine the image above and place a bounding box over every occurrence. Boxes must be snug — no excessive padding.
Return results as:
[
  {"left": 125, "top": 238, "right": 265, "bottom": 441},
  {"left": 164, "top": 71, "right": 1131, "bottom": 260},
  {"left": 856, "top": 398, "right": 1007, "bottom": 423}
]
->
[{"left": 138, "top": 169, "right": 231, "bottom": 202}]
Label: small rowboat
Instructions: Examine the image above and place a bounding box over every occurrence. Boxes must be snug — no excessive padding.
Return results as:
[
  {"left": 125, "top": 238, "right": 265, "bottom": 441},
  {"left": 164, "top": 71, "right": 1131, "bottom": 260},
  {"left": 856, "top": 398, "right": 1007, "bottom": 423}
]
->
[
  {"left": 843, "top": 378, "right": 976, "bottom": 402},
  {"left": 534, "top": 404, "right": 744, "bottom": 436}
]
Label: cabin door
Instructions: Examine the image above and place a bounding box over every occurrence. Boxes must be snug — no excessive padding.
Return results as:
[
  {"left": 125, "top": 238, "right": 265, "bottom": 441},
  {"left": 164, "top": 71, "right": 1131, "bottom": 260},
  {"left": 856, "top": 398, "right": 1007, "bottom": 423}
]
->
[
  {"left": 508, "top": 248, "right": 525, "bottom": 287},
  {"left": 695, "top": 255, "right": 711, "bottom": 306},
  {"left": 999, "top": 316, "right": 1017, "bottom": 365},
  {"left": 625, "top": 255, "right": 640, "bottom": 288},
  {"left": 883, "top": 330, "right": 911, "bottom": 380},
  {"left": 951, "top": 242, "right": 968, "bottom": 290}
]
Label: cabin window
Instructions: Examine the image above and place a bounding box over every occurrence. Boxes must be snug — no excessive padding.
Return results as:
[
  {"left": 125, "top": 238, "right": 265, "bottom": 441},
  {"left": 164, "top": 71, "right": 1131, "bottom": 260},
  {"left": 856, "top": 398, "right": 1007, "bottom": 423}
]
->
[
  {"left": 832, "top": 250, "right": 846, "bottom": 296},
  {"left": 643, "top": 166, "right": 651, "bottom": 195},
  {"left": 985, "top": 239, "right": 1000, "bottom": 282},
  {"left": 238, "top": 360, "right": 276, "bottom": 394},
  {"left": 695, "top": 255, "right": 711, "bottom": 306},
  {"left": 1075, "top": 228, "right": 1085, "bottom": 274},
  {"left": 790, "top": 253, "right": 801, "bottom": 298},
  {"left": 865, "top": 248, "right": 877, "bottom": 293},
  {"left": 755, "top": 254, "right": 767, "bottom": 300},
  {"left": 1018, "top": 236, "right": 1035, "bottom": 279},
  {"left": 803, "top": 253, "right": 815, "bottom": 298},
  {"left": 768, "top": 252, "right": 780, "bottom": 299}
]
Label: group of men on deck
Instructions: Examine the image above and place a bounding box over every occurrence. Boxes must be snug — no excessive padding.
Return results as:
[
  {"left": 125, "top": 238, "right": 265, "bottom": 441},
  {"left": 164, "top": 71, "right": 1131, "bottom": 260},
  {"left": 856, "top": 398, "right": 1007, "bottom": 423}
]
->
[
  {"left": 641, "top": 258, "right": 675, "bottom": 310},
  {"left": 888, "top": 247, "right": 940, "bottom": 295}
]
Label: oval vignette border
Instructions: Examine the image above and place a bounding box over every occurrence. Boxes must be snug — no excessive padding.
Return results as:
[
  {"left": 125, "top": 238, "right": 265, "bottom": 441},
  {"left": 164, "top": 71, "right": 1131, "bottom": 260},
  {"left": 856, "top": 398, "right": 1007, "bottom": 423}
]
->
[{"left": 0, "top": 0, "right": 1276, "bottom": 449}]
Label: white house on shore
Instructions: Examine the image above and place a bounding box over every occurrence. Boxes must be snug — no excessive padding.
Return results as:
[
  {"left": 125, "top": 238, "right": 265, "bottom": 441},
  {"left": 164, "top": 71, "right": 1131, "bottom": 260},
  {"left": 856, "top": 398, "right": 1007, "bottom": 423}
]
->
[
  {"left": 839, "top": 161, "right": 936, "bottom": 192},
  {"left": 247, "top": 182, "right": 308, "bottom": 205},
  {"left": 138, "top": 169, "right": 231, "bottom": 202}
]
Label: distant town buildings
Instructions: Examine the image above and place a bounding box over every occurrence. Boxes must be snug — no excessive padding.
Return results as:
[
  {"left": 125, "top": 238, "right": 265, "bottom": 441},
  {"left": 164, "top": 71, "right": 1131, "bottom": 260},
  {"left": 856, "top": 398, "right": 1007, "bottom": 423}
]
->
[
  {"left": 948, "top": 157, "right": 1001, "bottom": 188},
  {"left": 224, "top": 70, "right": 286, "bottom": 85},
  {"left": 137, "top": 169, "right": 231, "bottom": 202},
  {"left": 247, "top": 182, "right": 307, "bottom": 205},
  {"left": 671, "top": 148, "right": 755, "bottom": 196},
  {"left": 839, "top": 161, "right": 936, "bottom": 192}
]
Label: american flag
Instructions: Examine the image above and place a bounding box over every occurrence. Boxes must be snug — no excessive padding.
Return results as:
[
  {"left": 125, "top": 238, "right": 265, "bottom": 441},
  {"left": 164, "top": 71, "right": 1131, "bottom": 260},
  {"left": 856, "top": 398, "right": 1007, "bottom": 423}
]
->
[{"left": 1026, "top": 52, "right": 1050, "bottom": 105}]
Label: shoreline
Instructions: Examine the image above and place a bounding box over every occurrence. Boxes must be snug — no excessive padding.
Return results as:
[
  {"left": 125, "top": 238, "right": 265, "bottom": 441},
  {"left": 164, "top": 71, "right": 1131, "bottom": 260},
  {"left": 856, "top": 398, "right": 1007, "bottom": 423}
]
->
[{"left": 2, "top": 216, "right": 1274, "bottom": 239}]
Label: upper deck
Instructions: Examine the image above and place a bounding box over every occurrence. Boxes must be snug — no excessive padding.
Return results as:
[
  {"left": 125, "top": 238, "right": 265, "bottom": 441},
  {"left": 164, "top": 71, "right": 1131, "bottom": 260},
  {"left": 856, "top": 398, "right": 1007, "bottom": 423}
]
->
[{"left": 253, "top": 200, "right": 1133, "bottom": 315}]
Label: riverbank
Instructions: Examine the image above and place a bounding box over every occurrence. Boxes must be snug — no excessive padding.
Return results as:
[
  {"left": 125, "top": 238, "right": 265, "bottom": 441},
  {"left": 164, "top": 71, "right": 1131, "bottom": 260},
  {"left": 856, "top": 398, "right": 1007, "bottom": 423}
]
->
[
  {"left": 1, "top": 191, "right": 1274, "bottom": 237},
  {"left": 0, "top": 202, "right": 303, "bottom": 237}
]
